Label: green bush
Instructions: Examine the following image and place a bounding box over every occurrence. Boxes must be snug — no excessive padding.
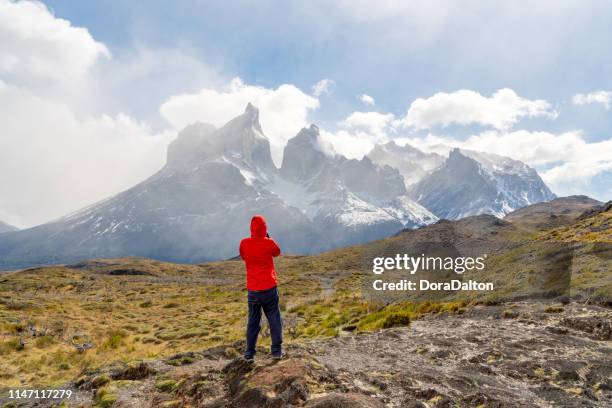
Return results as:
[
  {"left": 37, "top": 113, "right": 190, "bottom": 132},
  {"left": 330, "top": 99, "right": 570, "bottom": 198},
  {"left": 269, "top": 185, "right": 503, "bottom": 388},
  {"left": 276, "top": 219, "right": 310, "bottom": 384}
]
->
[
  {"left": 0, "top": 338, "right": 23, "bottom": 355},
  {"left": 381, "top": 312, "right": 411, "bottom": 329},
  {"left": 34, "top": 335, "right": 55, "bottom": 348},
  {"left": 91, "top": 374, "right": 111, "bottom": 388},
  {"left": 155, "top": 379, "right": 177, "bottom": 392},
  {"left": 94, "top": 388, "right": 117, "bottom": 408},
  {"left": 103, "top": 331, "right": 125, "bottom": 349}
]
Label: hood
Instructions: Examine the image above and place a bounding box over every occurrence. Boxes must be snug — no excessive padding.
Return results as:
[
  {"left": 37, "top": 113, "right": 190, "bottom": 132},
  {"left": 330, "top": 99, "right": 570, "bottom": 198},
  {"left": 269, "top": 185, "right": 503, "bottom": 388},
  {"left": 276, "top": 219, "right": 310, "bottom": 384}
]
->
[{"left": 250, "top": 215, "right": 268, "bottom": 238}]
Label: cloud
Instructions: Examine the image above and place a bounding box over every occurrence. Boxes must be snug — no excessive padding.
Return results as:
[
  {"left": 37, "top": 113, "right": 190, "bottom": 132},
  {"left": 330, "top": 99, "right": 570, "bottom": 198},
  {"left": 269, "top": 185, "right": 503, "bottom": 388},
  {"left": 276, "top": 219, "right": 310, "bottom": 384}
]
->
[
  {"left": 540, "top": 138, "right": 612, "bottom": 196},
  {"left": 402, "top": 88, "right": 557, "bottom": 130},
  {"left": 451, "top": 130, "right": 584, "bottom": 166},
  {"left": 312, "top": 78, "right": 335, "bottom": 97},
  {"left": 0, "top": 0, "right": 110, "bottom": 84},
  {"left": 0, "top": 81, "right": 173, "bottom": 228},
  {"left": 320, "top": 129, "right": 377, "bottom": 160},
  {"left": 341, "top": 111, "right": 395, "bottom": 135},
  {"left": 88, "top": 46, "right": 224, "bottom": 125},
  {"left": 318, "top": 111, "right": 398, "bottom": 159},
  {"left": 359, "top": 94, "right": 375, "bottom": 106},
  {"left": 0, "top": 0, "right": 177, "bottom": 228},
  {"left": 572, "top": 91, "right": 612, "bottom": 110},
  {"left": 160, "top": 77, "right": 320, "bottom": 165}
]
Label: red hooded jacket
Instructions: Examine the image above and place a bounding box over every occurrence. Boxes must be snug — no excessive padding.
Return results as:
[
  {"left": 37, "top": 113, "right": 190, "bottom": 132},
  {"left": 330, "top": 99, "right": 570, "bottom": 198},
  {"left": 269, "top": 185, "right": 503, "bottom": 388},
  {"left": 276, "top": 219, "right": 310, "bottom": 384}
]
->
[{"left": 239, "top": 215, "right": 281, "bottom": 291}]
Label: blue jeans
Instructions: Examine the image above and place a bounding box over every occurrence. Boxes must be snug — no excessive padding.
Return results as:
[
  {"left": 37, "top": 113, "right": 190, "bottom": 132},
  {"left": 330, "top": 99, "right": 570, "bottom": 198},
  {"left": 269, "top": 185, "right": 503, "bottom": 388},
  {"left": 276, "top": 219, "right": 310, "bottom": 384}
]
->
[{"left": 245, "top": 286, "right": 283, "bottom": 358}]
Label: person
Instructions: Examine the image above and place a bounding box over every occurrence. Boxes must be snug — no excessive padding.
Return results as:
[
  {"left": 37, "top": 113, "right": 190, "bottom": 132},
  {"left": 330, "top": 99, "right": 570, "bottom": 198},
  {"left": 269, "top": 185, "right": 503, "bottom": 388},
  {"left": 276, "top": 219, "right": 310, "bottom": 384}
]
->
[{"left": 239, "top": 215, "right": 283, "bottom": 361}]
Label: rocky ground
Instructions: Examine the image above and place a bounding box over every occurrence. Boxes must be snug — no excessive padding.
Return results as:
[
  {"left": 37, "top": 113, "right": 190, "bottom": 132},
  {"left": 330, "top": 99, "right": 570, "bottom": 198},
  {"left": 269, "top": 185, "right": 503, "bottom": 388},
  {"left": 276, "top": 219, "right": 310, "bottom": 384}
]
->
[{"left": 1, "top": 302, "right": 610, "bottom": 408}]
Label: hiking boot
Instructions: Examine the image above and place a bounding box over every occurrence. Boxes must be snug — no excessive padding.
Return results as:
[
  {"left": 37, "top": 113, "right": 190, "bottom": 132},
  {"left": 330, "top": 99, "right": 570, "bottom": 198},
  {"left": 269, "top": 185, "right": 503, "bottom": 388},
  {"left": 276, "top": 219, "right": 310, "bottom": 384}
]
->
[
  {"left": 272, "top": 352, "right": 286, "bottom": 360},
  {"left": 244, "top": 356, "right": 254, "bottom": 363}
]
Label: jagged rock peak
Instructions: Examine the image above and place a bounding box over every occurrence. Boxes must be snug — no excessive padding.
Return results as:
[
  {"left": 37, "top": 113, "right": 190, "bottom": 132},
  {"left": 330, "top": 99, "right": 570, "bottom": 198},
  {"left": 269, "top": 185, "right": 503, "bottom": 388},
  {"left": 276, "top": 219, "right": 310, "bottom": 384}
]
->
[
  {"left": 243, "top": 102, "right": 262, "bottom": 133},
  {"left": 288, "top": 124, "right": 333, "bottom": 154},
  {"left": 448, "top": 147, "right": 466, "bottom": 161},
  {"left": 166, "top": 122, "right": 216, "bottom": 167}
]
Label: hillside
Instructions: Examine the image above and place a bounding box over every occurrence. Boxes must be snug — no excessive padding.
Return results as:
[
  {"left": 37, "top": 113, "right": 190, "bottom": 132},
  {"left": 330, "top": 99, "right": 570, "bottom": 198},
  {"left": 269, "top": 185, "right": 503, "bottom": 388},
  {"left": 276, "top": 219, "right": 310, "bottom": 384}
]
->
[
  {"left": 0, "top": 220, "right": 17, "bottom": 234},
  {"left": 0, "top": 198, "right": 612, "bottom": 406},
  {"left": 504, "top": 195, "right": 602, "bottom": 229}
]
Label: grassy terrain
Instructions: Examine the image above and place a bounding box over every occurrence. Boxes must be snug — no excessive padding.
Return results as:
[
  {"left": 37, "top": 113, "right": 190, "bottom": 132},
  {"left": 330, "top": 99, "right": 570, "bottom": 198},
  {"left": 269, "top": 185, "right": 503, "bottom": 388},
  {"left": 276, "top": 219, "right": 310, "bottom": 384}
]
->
[
  {"left": 0, "top": 252, "right": 470, "bottom": 387},
  {"left": 0, "top": 204, "right": 610, "bottom": 388}
]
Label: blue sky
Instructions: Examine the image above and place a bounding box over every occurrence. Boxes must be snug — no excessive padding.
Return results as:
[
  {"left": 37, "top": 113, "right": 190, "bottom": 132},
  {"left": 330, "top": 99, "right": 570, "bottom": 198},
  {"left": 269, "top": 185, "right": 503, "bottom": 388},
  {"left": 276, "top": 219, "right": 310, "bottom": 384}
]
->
[
  {"left": 1, "top": 0, "right": 611, "bottom": 227},
  {"left": 42, "top": 0, "right": 612, "bottom": 133}
]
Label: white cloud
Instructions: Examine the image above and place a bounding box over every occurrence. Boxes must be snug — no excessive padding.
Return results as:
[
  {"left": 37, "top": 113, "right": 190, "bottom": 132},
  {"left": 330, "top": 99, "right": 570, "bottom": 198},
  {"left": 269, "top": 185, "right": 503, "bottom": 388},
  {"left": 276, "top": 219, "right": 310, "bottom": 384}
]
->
[
  {"left": 0, "top": 0, "right": 176, "bottom": 228},
  {"left": 541, "top": 138, "right": 612, "bottom": 196},
  {"left": 318, "top": 111, "right": 397, "bottom": 159},
  {"left": 341, "top": 111, "right": 395, "bottom": 135},
  {"left": 160, "top": 77, "right": 320, "bottom": 166},
  {"left": 312, "top": 78, "right": 335, "bottom": 96},
  {"left": 359, "top": 94, "right": 375, "bottom": 106},
  {"left": 454, "top": 130, "right": 584, "bottom": 166},
  {"left": 572, "top": 91, "right": 612, "bottom": 110},
  {"left": 0, "top": 0, "right": 110, "bottom": 84},
  {"left": 402, "top": 88, "right": 557, "bottom": 130},
  {"left": 320, "top": 129, "right": 377, "bottom": 160},
  {"left": 340, "top": 112, "right": 395, "bottom": 139},
  {"left": 0, "top": 81, "right": 173, "bottom": 228}
]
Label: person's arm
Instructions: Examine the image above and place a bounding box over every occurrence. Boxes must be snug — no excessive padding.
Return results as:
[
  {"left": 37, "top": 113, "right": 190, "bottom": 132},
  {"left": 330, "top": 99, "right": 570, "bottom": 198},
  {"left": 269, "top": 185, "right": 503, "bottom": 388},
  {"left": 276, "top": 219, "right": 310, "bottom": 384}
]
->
[
  {"left": 269, "top": 238, "right": 281, "bottom": 257},
  {"left": 239, "top": 240, "right": 245, "bottom": 260}
]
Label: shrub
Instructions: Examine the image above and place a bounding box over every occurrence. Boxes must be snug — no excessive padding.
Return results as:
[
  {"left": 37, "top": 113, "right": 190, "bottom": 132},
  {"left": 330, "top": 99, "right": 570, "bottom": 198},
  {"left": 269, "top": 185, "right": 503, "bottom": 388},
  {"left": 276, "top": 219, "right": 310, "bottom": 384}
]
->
[
  {"left": 0, "top": 298, "right": 29, "bottom": 310},
  {"left": 102, "top": 331, "right": 125, "bottom": 349},
  {"left": 0, "top": 339, "right": 23, "bottom": 355},
  {"left": 177, "top": 329, "right": 206, "bottom": 339},
  {"left": 167, "top": 356, "right": 194, "bottom": 366},
  {"left": 91, "top": 374, "right": 111, "bottom": 388},
  {"left": 35, "top": 335, "right": 55, "bottom": 348},
  {"left": 155, "top": 379, "right": 177, "bottom": 392},
  {"left": 382, "top": 312, "right": 411, "bottom": 329},
  {"left": 94, "top": 388, "right": 117, "bottom": 408}
]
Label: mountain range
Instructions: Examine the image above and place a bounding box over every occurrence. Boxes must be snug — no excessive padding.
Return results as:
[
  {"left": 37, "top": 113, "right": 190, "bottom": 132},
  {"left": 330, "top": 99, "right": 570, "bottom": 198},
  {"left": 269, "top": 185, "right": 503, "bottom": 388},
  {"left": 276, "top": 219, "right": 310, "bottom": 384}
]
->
[{"left": 0, "top": 104, "right": 556, "bottom": 269}]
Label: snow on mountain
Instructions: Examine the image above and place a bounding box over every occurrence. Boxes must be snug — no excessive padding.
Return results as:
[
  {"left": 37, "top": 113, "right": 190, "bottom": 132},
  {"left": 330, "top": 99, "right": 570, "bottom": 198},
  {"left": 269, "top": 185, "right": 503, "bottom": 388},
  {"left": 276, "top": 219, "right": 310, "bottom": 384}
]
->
[
  {"left": 410, "top": 148, "right": 555, "bottom": 219},
  {"left": 276, "top": 124, "right": 437, "bottom": 246},
  {"left": 368, "top": 141, "right": 445, "bottom": 187}
]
